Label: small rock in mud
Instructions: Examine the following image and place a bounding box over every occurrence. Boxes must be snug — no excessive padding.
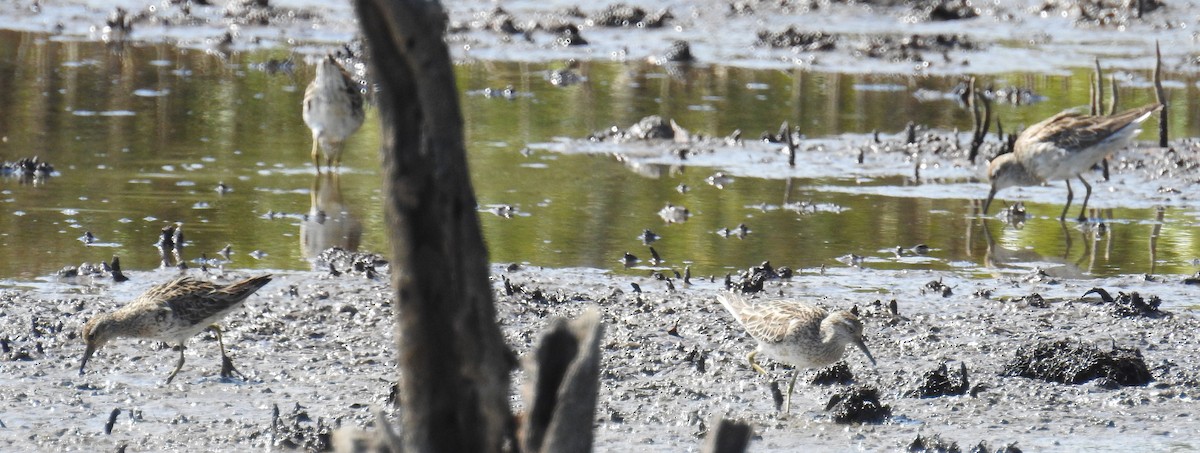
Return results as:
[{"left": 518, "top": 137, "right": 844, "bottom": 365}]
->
[
  {"left": 908, "top": 433, "right": 961, "bottom": 452},
  {"left": 906, "top": 362, "right": 970, "bottom": 398},
  {"left": 657, "top": 203, "right": 689, "bottom": 224},
  {"left": 824, "top": 386, "right": 891, "bottom": 424},
  {"left": 810, "top": 361, "right": 855, "bottom": 385},
  {"left": 1081, "top": 288, "right": 1168, "bottom": 318},
  {"left": 1002, "top": 340, "right": 1152, "bottom": 387}
]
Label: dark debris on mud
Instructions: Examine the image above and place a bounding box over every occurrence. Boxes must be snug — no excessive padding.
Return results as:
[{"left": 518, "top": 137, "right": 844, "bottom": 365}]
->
[
  {"left": 909, "top": 433, "right": 1024, "bottom": 453},
  {"left": 824, "top": 385, "right": 891, "bottom": 424},
  {"left": 588, "top": 115, "right": 686, "bottom": 142},
  {"left": 1002, "top": 340, "right": 1153, "bottom": 387},
  {"left": 450, "top": 3, "right": 671, "bottom": 48},
  {"left": 1082, "top": 287, "right": 1169, "bottom": 318},
  {"left": 587, "top": 3, "right": 672, "bottom": 28},
  {"left": 1, "top": 156, "right": 55, "bottom": 180},
  {"left": 755, "top": 28, "right": 979, "bottom": 64},
  {"left": 726, "top": 261, "right": 794, "bottom": 294},
  {"left": 1038, "top": 0, "right": 1164, "bottom": 27},
  {"left": 905, "top": 361, "right": 978, "bottom": 398},
  {"left": 314, "top": 247, "right": 389, "bottom": 278},
  {"left": 260, "top": 403, "right": 333, "bottom": 451}
]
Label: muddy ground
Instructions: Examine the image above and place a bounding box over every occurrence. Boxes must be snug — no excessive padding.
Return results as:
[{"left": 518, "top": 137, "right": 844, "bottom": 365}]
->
[
  {"left": 2, "top": 262, "right": 1199, "bottom": 451},
  {"left": 1, "top": 0, "right": 1198, "bottom": 74},
  {"left": 2, "top": 0, "right": 1200, "bottom": 451}
]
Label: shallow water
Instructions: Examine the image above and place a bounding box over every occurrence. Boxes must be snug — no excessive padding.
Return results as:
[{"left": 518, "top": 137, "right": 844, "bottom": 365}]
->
[{"left": 0, "top": 30, "right": 1198, "bottom": 283}]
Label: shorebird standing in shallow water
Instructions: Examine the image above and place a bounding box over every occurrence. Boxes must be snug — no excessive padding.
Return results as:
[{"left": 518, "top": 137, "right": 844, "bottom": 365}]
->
[
  {"left": 984, "top": 103, "right": 1162, "bottom": 222},
  {"left": 80, "top": 275, "right": 272, "bottom": 383},
  {"left": 717, "top": 293, "right": 876, "bottom": 413},
  {"left": 302, "top": 55, "right": 364, "bottom": 173}
]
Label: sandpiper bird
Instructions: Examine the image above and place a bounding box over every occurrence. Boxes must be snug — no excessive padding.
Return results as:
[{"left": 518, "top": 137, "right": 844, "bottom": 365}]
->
[
  {"left": 80, "top": 275, "right": 272, "bottom": 383},
  {"left": 302, "top": 55, "right": 364, "bottom": 173},
  {"left": 717, "top": 293, "right": 876, "bottom": 413},
  {"left": 984, "top": 103, "right": 1161, "bottom": 222}
]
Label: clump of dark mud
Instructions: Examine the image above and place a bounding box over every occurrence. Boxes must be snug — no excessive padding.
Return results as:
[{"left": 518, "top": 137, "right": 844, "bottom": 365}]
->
[
  {"left": 908, "top": 433, "right": 961, "bottom": 453},
  {"left": 659, "top": 40, "right": 695, "bottom": 63},
  {"left": 756, "top": 27, "right": 838, "bottom": 51},
  {"left": 2, "top": 156, "right": 55, "bottom": 179},
  {"left": 1002, "top": 340, "right": 1153, "bottom": 387},
  {"left": 1038, "top": 0, "right": 1164, "bottom": 27},
  {"left": 726, "top": 261, "right": 793, "bottom": 294},
  {"left": 917, "top": 0, "right": 980, "bottom": 21},
  {"left": 905, "top": 362, "right": 976, "bottom": 398},
  {"left": 588, "top": 115, "right": 681, "bottom": 142},
  {"left": 501, "top": 277, "right": 585, "bottom": 305},
  {"left": 909, "top": 434, "right": 1022, "bottom": 453},
  {"left": 587, "top": 3, "right": 672, "bottom": 28},
  {"left": 313, "top": 247, "right": 389, "bottom": 278},
  {"left": 56, "top": 256, "right": 129, "bottom": 283},
  {"left": 855, "top": 34, "right": 977, "bottom": 63},
  {"left": 824, "top": 386, "right": 891, "bottom": 424},
  {"left": 972, "top": 441, "right": 1023, "bottom": 453},
  {"left": 922, "top": 279, "right": 953, "bottom": 297},
  {"left": 810, "top": 361, "right": 855, "bottom": 385},
  {"left": 1081, "top": 288, "right": 1169, "bottom": 318}
]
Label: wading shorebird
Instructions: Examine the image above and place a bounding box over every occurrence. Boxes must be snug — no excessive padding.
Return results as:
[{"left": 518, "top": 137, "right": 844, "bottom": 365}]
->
[
  {"left": 984, "top": 103, "right": 1162, "bottom": 222},
  {"left": 302, "top": 54, "right": 365, "bottom": 173},
  {"left": 717, "top": 293, "right": 876, "bottom": 414},
  {"left": 80, "top": 275, "right": 272, "bottom": 383}
]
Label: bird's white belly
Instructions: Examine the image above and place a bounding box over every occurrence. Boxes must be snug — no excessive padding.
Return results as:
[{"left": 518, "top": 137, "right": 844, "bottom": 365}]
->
[{"left": 1022, "top": 143, "right": 1107, "bottom": 182}]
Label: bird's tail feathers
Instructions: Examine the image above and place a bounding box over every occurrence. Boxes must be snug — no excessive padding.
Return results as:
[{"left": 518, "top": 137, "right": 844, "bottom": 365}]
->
[{"left": 716, "top": 292, "right": 749, "bottom": 321}]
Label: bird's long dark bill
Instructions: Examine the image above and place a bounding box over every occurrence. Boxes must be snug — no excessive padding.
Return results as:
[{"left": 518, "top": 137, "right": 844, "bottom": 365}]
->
[
  {"left": 854, "top": 337, "right": 877, "bottom": 366},
  {"left": 79, "top": 344, "right": 95, "bottom": 375},
  {"left": 982, "top": 187, "right": 998, "bottom": 215}
]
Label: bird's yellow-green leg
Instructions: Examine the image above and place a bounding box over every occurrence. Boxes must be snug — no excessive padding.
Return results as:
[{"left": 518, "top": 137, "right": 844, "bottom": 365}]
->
[
  {"left": 748, "top": 350, "right": 768, "bottom": 375},
  {"left": 311, "top": 136, "right": 323, "bottom": 173},
  {"left": 166, "top": 344, "right": 186, "bottom": 384},
  {"left": 783, "top": 370, "right": 799, "bottom": 414}
]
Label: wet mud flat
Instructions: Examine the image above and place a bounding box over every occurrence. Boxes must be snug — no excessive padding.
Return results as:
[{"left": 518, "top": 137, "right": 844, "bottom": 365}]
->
[
  {"left": 536, "top": 114, "right": 1200, "bottom": 213},
  {"left": 2, "top": 262, "right": 1199, "bottom": 451},
  {"left": 2, "top": 0, "right": 1198, "bottom": 75}
]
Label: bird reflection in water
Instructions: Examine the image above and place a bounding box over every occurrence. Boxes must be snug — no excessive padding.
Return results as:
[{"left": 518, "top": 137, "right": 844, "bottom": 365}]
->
[{"left": 300, "top": 172, "right": 363, "bottom": 263}]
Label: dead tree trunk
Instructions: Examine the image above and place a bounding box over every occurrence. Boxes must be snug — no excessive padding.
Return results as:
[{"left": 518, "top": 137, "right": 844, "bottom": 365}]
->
[
  {"left": 521, "top": 310, "right": 603, "bottom": 453},
  {"left": 701, "top": 418, "right": 753, "bottom": 453},
  {"left": 353, "top": 0, "right": 513, "bottom": 451}
]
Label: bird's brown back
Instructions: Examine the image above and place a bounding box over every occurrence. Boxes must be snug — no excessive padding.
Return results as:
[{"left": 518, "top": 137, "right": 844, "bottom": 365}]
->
[{"left": 1018, "top": 103, "right": 1162, "bottom": 152}]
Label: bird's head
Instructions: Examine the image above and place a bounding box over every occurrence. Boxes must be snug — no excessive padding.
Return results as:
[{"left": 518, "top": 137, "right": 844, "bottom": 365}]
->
[
  {"left": 830, "top": 311, "right": 876, "bottom": 367},
  {"left": 984, "top": 153, "right": 1037, "bottom": 214},
  {"left": 79, "top": 315, "right": 117, "bottom": 376}
]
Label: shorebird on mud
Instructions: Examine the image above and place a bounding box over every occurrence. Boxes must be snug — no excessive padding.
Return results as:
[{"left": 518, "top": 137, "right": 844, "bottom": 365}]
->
[
  {"left": 80, "top": 275, "right": 272, "bottom": 383},
  {"left": 984, "top": 103, "right": 1162, "bottom": 222},
  {"left": 717, "top": 293, "right": 876, "bottom": 413}
]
